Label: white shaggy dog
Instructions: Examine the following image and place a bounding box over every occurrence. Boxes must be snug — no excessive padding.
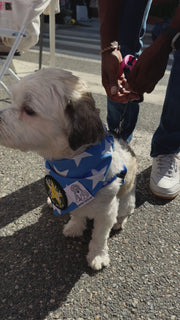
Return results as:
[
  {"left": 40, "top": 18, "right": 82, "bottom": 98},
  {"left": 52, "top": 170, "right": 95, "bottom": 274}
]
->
[{"left": 0, "top": 68, "right": 137, "bottom": 270}]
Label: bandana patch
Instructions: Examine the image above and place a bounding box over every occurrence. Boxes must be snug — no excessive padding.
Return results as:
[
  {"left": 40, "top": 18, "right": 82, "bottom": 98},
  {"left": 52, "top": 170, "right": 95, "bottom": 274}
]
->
[
  {"left": 45, "top": 175, "right": 67, "bottom": 210},
  {"left": 45, "top": 133, "right": 126, "bottom": 215}
]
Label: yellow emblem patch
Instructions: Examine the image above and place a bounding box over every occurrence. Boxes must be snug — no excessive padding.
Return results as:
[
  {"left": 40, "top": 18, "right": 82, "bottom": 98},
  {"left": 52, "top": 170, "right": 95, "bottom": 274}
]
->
[{"left": 45, "top": 175, "right": 67, "bottom": 210}]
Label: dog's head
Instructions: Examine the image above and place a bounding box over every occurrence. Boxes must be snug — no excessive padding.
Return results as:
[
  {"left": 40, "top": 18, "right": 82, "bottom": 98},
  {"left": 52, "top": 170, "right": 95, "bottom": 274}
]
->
[{"left": 0, "top": 68, "right": 105, "bottom": 159}]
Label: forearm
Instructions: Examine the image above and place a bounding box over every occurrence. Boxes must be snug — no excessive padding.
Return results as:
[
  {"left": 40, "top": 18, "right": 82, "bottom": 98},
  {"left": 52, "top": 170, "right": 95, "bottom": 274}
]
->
[
  {"left": 98, "top": 0, "right": 122, "bottom": 49},
  {"left": 127, "top": 5, "right": 180, "bottom": 94}
]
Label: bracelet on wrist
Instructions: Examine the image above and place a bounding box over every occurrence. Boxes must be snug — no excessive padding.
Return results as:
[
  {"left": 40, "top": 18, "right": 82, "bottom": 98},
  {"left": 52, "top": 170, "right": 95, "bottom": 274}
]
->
[{"left": 100, "top": 41, "right": 119, "bottom": 55}]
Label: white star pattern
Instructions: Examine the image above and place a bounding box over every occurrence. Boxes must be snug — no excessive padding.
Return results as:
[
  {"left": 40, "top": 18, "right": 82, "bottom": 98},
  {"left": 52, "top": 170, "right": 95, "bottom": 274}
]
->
[
  {"left": 87, "top": 165, "right": 108, "bottom": 190},
  {"left": 45, "top": 134, "right": 119, "bottom": 214},
  {"left": 53, "top": 165, "right": 69, "bottom": 177},
  {"left": 73, "top": 152, "right": 93, "bottom": 167}
]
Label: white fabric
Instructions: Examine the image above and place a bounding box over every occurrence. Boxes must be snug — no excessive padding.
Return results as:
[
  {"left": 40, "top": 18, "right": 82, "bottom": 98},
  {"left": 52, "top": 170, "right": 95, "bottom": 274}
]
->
[
  {"left": 43, "top": 0, "right": 60, "bottom": 15},
  {"left": 0, "top": 0, "right": 59, "bottom": 51}
]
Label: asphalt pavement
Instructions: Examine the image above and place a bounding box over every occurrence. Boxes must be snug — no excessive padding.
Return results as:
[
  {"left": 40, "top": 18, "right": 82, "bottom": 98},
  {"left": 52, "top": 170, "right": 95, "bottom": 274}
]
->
[{"left": 0, "top": 19, "right": 179, "bottom": 320}]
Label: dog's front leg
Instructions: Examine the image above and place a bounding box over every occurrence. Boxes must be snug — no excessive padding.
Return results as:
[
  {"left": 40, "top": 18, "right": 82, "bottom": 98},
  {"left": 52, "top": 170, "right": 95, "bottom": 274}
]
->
[
  {"left": 63, "top": 214, "right": 87, "bottom": 237},
  {"left": 87, "top": 198, "right": 118, "bottom": 270}
]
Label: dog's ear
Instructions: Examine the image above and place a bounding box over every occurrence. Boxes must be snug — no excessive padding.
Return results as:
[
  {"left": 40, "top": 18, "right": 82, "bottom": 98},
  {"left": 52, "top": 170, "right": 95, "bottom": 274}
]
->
[{"left": 65, "top": 93, "right": 105, "bottom": 150}]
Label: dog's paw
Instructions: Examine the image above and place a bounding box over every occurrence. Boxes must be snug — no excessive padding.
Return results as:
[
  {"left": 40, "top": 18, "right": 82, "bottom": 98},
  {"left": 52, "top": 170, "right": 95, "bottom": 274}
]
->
[
  {"left": 86, "top": 252, "right": 110, "bottom": 270},
  {"left": 63, "top": 220, "right": 84, "bottom": 237},
  {"left": 113, "top": 216, "right": 128, "bottom": 231}
]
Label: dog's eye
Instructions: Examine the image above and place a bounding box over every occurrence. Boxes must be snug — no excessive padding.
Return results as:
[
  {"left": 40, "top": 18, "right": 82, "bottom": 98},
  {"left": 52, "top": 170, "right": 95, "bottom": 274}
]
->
[{"left": 23, "top": 105, "right": 35, "bottom": 116}]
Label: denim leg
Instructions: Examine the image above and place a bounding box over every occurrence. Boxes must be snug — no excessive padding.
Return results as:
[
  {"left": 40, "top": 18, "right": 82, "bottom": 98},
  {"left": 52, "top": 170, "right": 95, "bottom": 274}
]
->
[
  {"left": 151, "top": 50, "right": 180, "bottom": 157},
  {"left": 107, "top": 99, "right": 139, "bottom": 142},
  {"left": 107, "top": 0, "right": 152, "bottom": 141},
  {"left": 118, "top": 0, "right": 153, "bottom": 57}
]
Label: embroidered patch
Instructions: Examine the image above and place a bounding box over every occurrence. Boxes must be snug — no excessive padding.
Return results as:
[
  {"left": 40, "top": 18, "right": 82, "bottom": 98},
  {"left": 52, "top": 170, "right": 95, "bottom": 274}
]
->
[
  {"left": 64, "top": 181, "right": 94, "bottom": 207},
  {"left": 45, "top": 175, "right": 67, "bottom": 210}
]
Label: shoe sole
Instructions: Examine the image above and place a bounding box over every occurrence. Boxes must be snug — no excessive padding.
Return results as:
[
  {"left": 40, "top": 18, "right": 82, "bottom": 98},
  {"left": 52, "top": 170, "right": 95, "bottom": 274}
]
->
[{"left": 150, "top": 186, "right": 179, "bottom": 200}]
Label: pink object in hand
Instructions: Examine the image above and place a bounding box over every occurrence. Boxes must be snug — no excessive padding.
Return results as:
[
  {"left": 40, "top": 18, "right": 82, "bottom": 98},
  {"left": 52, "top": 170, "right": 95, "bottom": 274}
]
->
[{"left": 119, "top": 54, "right": 137, "bottom": 77}]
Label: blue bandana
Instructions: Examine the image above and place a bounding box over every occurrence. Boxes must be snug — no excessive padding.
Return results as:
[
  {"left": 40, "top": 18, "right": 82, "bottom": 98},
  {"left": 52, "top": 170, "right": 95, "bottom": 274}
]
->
[{"left": 45, "top": 134, "right": 127, "bottom": 216}]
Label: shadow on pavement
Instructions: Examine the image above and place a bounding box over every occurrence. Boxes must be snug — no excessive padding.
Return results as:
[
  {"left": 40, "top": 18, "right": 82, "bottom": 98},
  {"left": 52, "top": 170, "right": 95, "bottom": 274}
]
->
[
  {"left": 0, "top": 178, "right": 46, "bottom": 228},
  {"left": 0, "top": 179, "right": 95, "bottom": 320},
  {"left": 1, "top": 166, "right": 172, "bottom": 319}
]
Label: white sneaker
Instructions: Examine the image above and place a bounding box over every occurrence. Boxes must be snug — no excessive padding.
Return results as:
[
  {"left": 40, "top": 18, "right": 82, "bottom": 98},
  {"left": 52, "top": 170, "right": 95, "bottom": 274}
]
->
[{"left": 150, "top": 154, "right": 180, "bottom": 199}]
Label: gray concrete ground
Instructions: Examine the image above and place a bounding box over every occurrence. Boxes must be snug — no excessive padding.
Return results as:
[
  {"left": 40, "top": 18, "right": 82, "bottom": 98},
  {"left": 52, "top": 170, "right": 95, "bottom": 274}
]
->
[{"left": 0, "top": 20, "right": 179, "bottom": 320}]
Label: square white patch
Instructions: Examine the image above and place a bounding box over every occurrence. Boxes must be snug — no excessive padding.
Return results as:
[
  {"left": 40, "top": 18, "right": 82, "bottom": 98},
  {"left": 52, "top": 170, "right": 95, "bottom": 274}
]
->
[{"left": 65, "top": 181, "right": 94, "bottom": 207}]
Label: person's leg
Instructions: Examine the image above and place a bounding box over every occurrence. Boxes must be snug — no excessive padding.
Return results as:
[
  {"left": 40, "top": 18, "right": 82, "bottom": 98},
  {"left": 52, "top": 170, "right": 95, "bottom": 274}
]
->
[
  {"left": 107, "top": 99, "right": 139, "bottom": 142},
  {"left": 107, "top": 0, "right": 152, "bottom": 141},
  {"left": 151, "top": 50, "right": 180, "bottom": 156},
  {"left": 150, "top": 50, "right": 180, "bottom": 198},
  {"left": 118, "top": 0, "right": 152, "bottom": 57}
]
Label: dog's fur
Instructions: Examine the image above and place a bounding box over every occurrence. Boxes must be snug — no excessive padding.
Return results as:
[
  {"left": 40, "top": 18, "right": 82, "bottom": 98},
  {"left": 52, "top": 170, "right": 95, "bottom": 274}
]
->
[{"left": 0, "top": 68, "right": 137, "bottom": 270}]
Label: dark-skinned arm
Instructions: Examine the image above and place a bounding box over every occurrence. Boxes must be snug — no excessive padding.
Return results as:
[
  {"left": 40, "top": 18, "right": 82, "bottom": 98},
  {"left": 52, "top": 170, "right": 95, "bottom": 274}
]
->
[
  {"left": 128, "top": 5, "right": 180, "bottom": 94},
  {"left": 98, "top": 0, "right": 140, "bottom": 103}
]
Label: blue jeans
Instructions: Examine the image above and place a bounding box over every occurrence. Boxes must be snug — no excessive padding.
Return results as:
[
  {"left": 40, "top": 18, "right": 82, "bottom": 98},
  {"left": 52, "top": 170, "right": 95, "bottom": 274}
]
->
[
  {"left": 151, "top": 50, "right": 180, "bottom": 156},
  {"left": 107, "top": 0, "right": 152, "bottom": 141}
]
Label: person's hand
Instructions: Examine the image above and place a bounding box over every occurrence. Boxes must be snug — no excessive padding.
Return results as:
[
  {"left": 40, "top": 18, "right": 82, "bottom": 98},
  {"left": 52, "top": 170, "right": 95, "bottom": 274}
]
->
[
  {"left": 127, "top": 34, "right": 171, "bottom": 94},
  {"left": 101, "top": 49, "right": 140, "bottom": 103}
]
